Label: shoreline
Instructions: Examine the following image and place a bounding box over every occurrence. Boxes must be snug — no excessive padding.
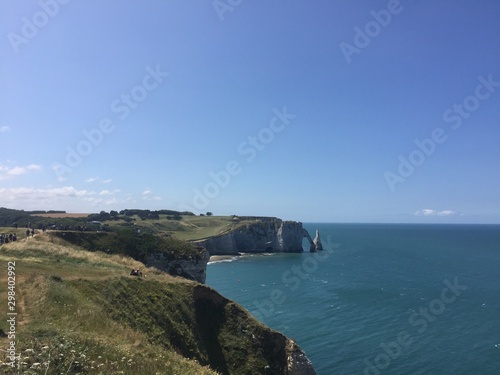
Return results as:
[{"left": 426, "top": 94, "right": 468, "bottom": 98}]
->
[
  {"left": 208, "top": 255, "right": 238, "bottom": 262},
  {"left": 208, "top": 252, "right": 284, "bottom": 265}
]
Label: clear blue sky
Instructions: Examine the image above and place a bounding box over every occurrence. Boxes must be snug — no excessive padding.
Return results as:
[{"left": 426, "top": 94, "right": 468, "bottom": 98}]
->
[{"left": 1, "top": 0, "right": 499, "bottom": 223}]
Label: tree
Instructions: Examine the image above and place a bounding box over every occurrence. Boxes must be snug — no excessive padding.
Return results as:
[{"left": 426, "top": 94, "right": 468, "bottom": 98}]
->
[{"left": 206, "top": 212, "right": 213, "bottom": 216}]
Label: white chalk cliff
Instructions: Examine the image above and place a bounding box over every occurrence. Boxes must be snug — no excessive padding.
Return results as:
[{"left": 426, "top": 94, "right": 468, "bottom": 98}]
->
[
  {"left": 146, "top": 248, "right": 210, "bottom": 283},
  {"left": 195, "top": 217, "right": 323, "bottom": 255}
]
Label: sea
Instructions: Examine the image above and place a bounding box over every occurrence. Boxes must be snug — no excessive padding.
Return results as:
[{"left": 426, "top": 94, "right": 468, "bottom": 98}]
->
[{"left": 206, "top": 223, "right": 500, "bottom": 375}]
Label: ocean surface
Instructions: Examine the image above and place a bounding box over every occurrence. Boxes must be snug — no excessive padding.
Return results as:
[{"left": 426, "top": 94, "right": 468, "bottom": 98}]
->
[{"left": 206, "top": 223, "right": 500, "bottom": 375}]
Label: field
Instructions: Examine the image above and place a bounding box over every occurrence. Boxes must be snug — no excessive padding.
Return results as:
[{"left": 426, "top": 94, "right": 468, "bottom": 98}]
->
[
  {"left": 0, "top": 205, "right": 273, "bottom": 243},
  {"left": 109, "top": 215, "right": 257, "bottom": 241},
  {"left": 30, "top": 213, "right": 90, "bottom": 218}
]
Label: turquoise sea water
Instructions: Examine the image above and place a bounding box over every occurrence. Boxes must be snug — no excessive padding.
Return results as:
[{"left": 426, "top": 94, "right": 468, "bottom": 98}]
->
[{"left": 206, "top": 223, "right": 500, "bottom": 375}]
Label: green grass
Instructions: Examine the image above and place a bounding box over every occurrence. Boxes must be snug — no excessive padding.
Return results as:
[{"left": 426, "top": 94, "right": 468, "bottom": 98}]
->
[
  {"left": 47, "top": 229, "right": 202, "bottom": 263},
  {"left": 108, "top": 215, "right": 257, "bottom": 241},
  {"left": 0, "top": 236, "right": 218, "bottom": 374},
  {"left": 0, "top": 235, "right": 139, "bottom": 280},
  {"left": 0, "top": 231, "right": 299, "bottom": 375}
]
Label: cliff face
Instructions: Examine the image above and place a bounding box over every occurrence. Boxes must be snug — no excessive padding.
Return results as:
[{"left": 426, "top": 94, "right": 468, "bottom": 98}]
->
[
  {"left": 146, "top": 248, "right": 210, "bottom": 283},
  {"left": 192, "top": 285, "right": 316, "bottom": 375},
  {"left": 276, "top": 221, "right": 306, "bottom": 252},
  {"left": 233, "top": 220, "right": 304, "bottom": 253},
  {"left": 196, "top": 218, "right": 321, "bottom": 255},
  {"left": 198, "top": 231, "right": 238, "bottom": 255}
]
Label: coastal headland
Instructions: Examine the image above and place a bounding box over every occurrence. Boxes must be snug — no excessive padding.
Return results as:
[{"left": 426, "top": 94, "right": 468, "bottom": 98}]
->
[{"left": 0, "top": 207, "right": 317, "bottom": 374}]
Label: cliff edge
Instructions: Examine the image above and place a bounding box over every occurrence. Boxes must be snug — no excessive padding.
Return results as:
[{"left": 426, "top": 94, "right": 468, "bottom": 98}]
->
[
  {"left": 195, "top": 217, "right": 322, "bottom": 255},
  {"left": 0, "top": 235, "right": 316, "bottom": 375},
  {"left": 146, "top": 247, "right": 210, "bottom": 283}
]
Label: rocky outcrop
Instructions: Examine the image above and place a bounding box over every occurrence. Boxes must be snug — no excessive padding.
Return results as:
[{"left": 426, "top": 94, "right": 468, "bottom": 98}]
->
[
  {"left": 313, "top": 230, "right": 323, "bottom": 252},
  {"left": 286, "top": 339, "right": 317, "bottom": 375},
  {"left": 146, "top": 248, "right": 210, "bottom": 283},
  {"left": 196, "top": 218, "right": 323, "bottom": 255}
]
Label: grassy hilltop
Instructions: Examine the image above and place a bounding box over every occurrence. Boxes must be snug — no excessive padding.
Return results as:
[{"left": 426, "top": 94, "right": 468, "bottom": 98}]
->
[
  {"left": 0, "top": 207, "right": 263, "bottom": 241},
  {"left": 0, "top": 223, "right": 308, "bottom": 374},
  {"left": 101, "top": 214, "right": 256, "bottom": 241}
]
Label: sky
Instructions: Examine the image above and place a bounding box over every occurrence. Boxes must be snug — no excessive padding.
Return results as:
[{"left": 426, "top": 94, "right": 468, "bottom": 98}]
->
[{"left": 1, "top": 0, "right": 500, "bottom": 223}]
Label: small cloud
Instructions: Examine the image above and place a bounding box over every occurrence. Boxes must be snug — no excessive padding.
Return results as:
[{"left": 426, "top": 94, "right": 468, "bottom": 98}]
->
[
  {"left": 0, "top": 163, "right": 42, "bottom": 181},
  {"left": 437, "top": 210, "right": 456, "bottom": 216},
  {"left": 415, "top": 209, "right": 457, "bottom": 217},
  {"left": 0, "top": 126, "right": 11, "bottom": 133},
  {"left": 99, "top": 189, "right": 121, "bottom": 196},
  {"left": 415, "top": 209, "right": 437, "bottom": 216},
  {"left": 86, "top": 177, "right": 112, "bottom": 184},
  {"left": 0, "top": 186, "right": 131, "bottom": 211},
  {"left": 141, "top": 188, "right": 162, "bottom": 201}
]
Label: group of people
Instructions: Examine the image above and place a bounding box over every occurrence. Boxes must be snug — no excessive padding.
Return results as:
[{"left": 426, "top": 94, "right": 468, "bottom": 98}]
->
[
  {"left": 0, "top": 223, "right": 40, "bottom": 246},
  {"left": 26, "top": 228, "right": 36, "bottom": 238},
  {"left": 0, "top": 233, "right": 17, "bottom": 245}
]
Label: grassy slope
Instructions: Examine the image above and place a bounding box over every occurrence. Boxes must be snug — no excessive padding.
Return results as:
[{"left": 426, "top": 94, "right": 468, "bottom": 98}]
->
[
  {"left": 0, "top": 232, "right": 296, "bottom": 375},
  {"left": 108, "top": 215, "right": 257, "bottom": 241},
  {"left": 0, "top": 233, "right": 217, "bottom": 374}
]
